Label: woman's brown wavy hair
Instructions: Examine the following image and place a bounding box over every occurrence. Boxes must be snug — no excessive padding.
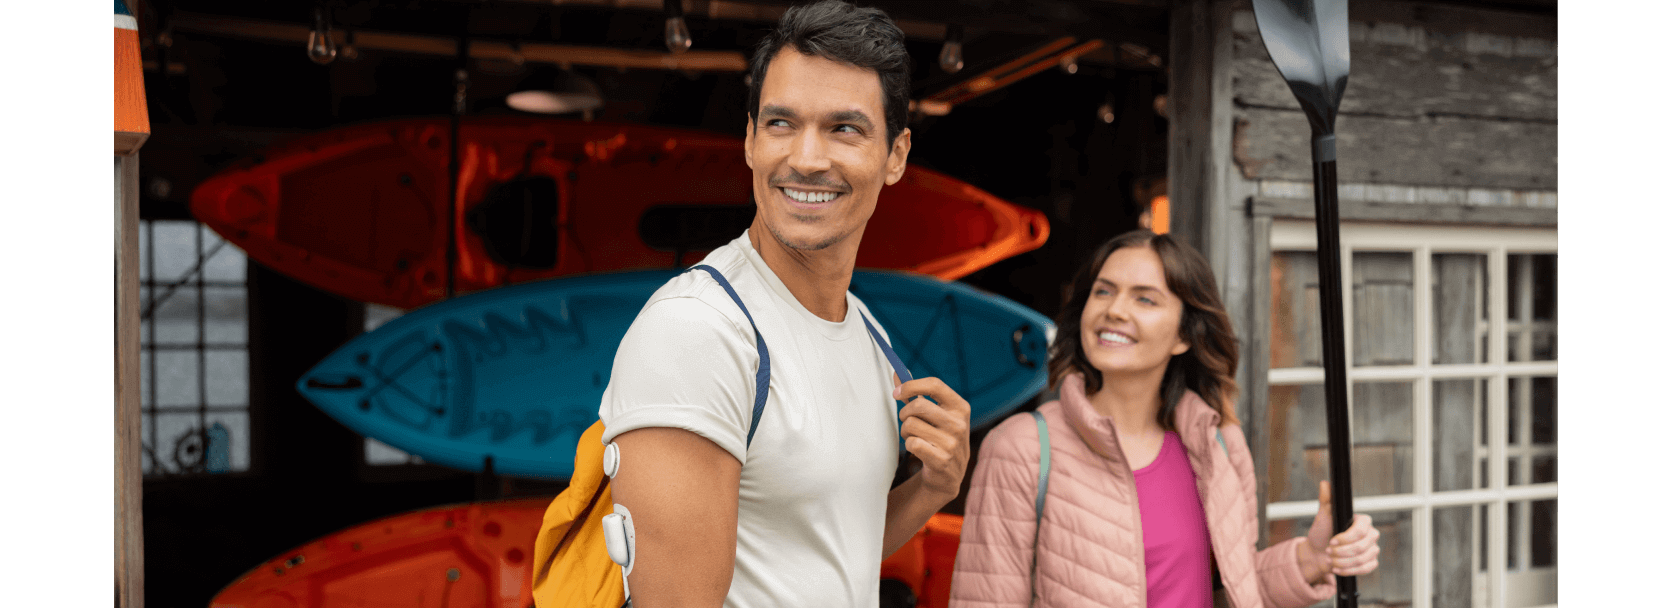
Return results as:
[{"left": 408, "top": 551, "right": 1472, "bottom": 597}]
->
[{"left": 1047, "top": 230, "right": 1240, "bottom": 429}]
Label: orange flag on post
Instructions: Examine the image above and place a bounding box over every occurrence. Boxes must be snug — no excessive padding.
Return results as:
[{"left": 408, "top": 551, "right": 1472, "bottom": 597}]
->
[{"left": 115, "top": 0, "right": 148, "bottom": 155}]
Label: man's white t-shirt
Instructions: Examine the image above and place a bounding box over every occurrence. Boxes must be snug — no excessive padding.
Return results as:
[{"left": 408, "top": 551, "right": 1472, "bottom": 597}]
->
[{"left": 598, "top": 230, "right": 902, "bottom": 607}]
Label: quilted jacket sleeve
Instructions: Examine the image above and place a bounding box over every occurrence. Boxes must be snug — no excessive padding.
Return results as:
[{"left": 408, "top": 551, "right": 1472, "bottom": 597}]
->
[
  {"left": 949, "top": 414, "right": 1042, "bottom": 608},
  {"left": 1222, "top": 424, "right": 1337, "bottom": 608}
]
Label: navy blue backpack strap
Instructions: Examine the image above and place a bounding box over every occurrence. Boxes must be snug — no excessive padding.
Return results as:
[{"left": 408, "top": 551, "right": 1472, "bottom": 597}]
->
[
  {"left": 859, "top": 312, "right": 912, "bottom": 385},
  {"left": 688, "top": 265, "right": 770, "bottom": 449}
]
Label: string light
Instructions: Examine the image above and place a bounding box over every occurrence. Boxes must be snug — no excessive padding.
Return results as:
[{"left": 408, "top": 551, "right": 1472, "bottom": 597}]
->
[
  {"left": 307, "top": 8, "right": 337, "bottom": 65},
  {"left": 939, "top": 24, "right": 964, "bottom": 74},
  {"left": 664, "top": 0, "right": 691, "bottom": 53}
]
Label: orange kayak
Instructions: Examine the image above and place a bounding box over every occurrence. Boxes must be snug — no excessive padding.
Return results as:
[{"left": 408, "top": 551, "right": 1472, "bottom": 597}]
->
[
  {"left": 191, "top": 117, "right": 1048, "bottom": 310},
  {"left": 210, "top": 499, "right": 961, "bottom": 608}
]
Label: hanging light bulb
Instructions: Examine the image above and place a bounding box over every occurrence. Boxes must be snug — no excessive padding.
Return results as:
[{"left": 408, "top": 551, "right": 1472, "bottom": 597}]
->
[
  {"left": 664, "top": 0, "right": 692, "bottom": 53},
  {"left": 939, "top": 24, "right": 964, "bottom": 74},
  {"left": 1098, "top": 94, "right": 1117, "bottom": 123},
  {"left": 307, "top": 8, "right": 337, "bottom": 65},
  {"left": 340, "top": 30, "right": 360, "bottom": 61},
  {"left": 1059, "top": 55, "right": 1079, "bottom": 74}
]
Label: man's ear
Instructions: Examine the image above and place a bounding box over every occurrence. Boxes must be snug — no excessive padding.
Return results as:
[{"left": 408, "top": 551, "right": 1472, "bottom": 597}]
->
[
  {"left": 743, "top": 114, "right": 755, "bottom": 170},
  {"left": 883, "top": 127, "right": 911, "bottom": 186}
]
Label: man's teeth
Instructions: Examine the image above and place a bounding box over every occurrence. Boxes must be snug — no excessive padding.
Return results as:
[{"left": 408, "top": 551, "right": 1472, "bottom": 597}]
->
[
  {"left": 1098, "top": 331, "right": 1133, "bottom": 345},
  {"left": 784, "top": 188, "right": 838, "bottom": 203}
]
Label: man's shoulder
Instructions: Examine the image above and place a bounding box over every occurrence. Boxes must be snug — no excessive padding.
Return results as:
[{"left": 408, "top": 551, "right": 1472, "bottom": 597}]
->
[{"left": 636, "top": 242, "right": 761, "bottom": 335}]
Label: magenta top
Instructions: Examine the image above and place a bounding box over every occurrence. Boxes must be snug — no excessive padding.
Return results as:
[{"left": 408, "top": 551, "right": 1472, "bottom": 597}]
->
[{"left": 1134, "top": 431, "right": 1215, "bottom": 608}]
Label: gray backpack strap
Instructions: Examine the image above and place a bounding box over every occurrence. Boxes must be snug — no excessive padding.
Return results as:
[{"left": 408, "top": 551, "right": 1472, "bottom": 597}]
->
[{"left": 1028, "top": 410, "right": 1052, "bottom": 605}]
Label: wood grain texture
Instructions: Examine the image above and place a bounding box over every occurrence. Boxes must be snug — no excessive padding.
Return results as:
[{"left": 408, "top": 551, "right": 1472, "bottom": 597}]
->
[
  {"left": 116, "top": 155, "right": 145, "bottom": 608},
  {"left": 115, "top": 28, "right": 150, "bottom": 154},
  {"left": 1229, "top": 5, "right": 1555, "bottom": 191},
  {"left": 1251, "top": 197, "right": 1557, "bottom": 227},
  {"left": 1234, "top": 108, "right": 1556, "bottom": 189}
]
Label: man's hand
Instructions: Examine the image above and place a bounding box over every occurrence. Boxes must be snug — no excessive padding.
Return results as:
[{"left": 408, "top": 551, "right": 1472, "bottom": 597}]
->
[{"left": 893, "top": 377, "right": 971, "bottom": 500}]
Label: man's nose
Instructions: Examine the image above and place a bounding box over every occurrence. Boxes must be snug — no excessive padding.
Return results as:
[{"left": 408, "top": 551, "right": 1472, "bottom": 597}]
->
[{"left": 787, "top": 129, "right": 833, "bottom": 176}]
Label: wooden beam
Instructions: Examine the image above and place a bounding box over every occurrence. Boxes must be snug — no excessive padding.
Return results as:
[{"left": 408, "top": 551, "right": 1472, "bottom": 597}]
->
[
  {"left": 168, "top": 11, "right": 749, "bottom": 72},
  {"left": 116, "top": 154, "right": 145, "bottom": 608},
  {"left": 919, "top": 38, "right": 1104, "bottom": 113},
  {"left": 1250, "top": 197, "right": 1558, "bottom": 227}
]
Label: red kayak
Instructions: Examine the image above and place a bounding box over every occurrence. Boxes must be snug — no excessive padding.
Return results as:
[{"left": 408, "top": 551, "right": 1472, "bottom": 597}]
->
[
  {"left": 209, "top": 499, "right": 961, "bottom": 608},
  {"left": 191, "top": 117, "right": 1048, "bottom": 309}
]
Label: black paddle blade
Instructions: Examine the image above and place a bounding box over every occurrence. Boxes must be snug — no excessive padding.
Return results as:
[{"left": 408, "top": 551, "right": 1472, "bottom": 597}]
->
[{"left": 1251, "top": 0, "right": 1351, "bottom": 135}]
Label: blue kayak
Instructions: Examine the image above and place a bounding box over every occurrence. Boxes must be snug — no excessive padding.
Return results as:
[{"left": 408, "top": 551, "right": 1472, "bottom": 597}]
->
[{"left": 297, "top": 270, "right": 1053, "bottom": 478}]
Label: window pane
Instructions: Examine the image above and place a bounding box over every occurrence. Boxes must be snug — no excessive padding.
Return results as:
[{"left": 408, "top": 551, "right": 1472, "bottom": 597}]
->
[
  {"left": 366, "top": 303, "right": 406, "bottom": 332},
  {"left": 205, "top": 411, "right": 250, "bottom": 473},
  {"left": 1432, "top": 253, "right": 1487, "bottom": 365},
  {"left": 1509, "top": 376, "right": 1556, "bottom": 487},
  {"left": 1433, "top": 505, "right": 1476, "bottom": 608},
  {"left": 138, "top": 221, "right": 151, "bottom": 280},
  {"left": 202, "top": 233, "right": 248, "bottom": 282},
  {"left": 1433, "top": 378, "right": 1487, "bottom": 491},
  {"left": 154, "top": 351, "right": 200, "bottom": 407},
  {"left": 1271, "top": 251, "right": 1323, "bottom": 368},
  {"left": 151, "top": 412, "right": 205, "bottom": 475},
  {"left": 150, "top": 220, "right": 200, "bottom": 282},
  {"left": 205, "top": 351, "right": 249, "bottom": 407},
  {"left": 1495, "top": 500, "right": 1559, "bottom": 605},
  {"left": 1530, "top": 377, "right": 1556, "bottom": 445},
  {"left": 205, "top": 287, "right": 248, "bottom": 344},
  {"left": 140, "top": 349, "right": 152, "bottom": 408},
  {"left": 1508, "top": 254, "right": 1557, "bottom": 362},
  {"left": 1270, "top": 511, "right": 1414, "bottom": 608},
  {"left": 149, "top": 286, "right": 201, "bottom": 345},
  {"left": 366, "top": 437, "right": 426, "bottom": 465},
  {"left": 1352, "top": 252, "right": 1414, "bottom": 366},
  {"left": 1350, "top": 382, "right": 1415, "bottom": 497},
  {"left": 1268, "top": 384, "right": 1322, "bottom": 502},
  {"left": 141, "top": 412, "right": 155, "bottom": 475}
]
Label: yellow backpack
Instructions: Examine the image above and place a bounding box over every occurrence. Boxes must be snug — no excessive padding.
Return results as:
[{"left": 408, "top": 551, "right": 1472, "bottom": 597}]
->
[
  {"left": 532, "top": 419, "right": 628, "bottom": 608},
  {"left": 531, "top": 265, "right": 772, "bottom": 608}
]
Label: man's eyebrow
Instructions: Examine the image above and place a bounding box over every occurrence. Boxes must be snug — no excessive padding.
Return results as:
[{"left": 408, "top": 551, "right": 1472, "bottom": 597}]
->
[
  {"left": 828, "top": 110, "right": 875, "bottom": 131},
  {"left": 758, "top": 105, "right": 799, "bottom": 121}
]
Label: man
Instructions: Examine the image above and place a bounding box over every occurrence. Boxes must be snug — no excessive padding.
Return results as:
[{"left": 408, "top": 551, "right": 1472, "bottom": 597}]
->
[{"left": 596, "top": 1, "right": 973, "bottom": 606}]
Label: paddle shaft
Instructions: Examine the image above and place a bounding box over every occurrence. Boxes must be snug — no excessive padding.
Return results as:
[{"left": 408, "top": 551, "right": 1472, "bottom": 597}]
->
[{"left": 1310, "top": 133, "right": 1358, "bottom": 607}]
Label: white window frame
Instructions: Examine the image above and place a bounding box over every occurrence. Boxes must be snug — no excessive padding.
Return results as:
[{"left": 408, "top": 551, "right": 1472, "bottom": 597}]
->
[{"left": 1264, "top": 220, "right": 1558, "bottom": 608}]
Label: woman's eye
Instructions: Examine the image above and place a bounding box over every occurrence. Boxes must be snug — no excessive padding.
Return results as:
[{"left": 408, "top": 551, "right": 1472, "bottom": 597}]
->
[{"left": 1138, "top": 296, "right": 1157, "bottom": 305}]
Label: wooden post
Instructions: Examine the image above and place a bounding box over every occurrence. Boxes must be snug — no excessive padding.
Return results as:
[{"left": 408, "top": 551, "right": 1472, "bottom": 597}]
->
[{"left": 116, "top": 2, "right": 150, "bottom": 607}]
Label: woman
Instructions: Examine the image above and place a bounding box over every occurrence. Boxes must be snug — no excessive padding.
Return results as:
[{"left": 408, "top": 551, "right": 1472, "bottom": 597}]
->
[{"left": 950, "top": 230, "right": 1380, "bottom": 608}]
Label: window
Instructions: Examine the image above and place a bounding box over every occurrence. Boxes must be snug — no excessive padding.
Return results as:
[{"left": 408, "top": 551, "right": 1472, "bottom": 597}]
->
[
  {"left": 1265, "top": 222, "right": 1556, "bottom": 608},
  {"left": 140, "top": 220, "right": 251, "bottom": 477},
  {"left": 362, "top": 303, "right": 427, "bottom": 466}
]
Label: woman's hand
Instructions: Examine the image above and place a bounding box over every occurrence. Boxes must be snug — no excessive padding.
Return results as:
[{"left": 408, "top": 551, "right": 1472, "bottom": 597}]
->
[{"left": 1299, "top": 480, "right": 1382, "bottom": 585}]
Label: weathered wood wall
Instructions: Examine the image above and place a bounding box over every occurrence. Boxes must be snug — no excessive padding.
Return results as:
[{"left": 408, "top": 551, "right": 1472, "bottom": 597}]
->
[{"left": 1230, "top": 1, "right": 1557, "bottom": 194}]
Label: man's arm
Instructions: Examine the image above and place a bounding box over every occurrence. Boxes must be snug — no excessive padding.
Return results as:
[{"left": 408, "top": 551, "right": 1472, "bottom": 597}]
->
[
  {"left": 610, "top": 427, "right": 742, "bottom": 608},
  {"left": 882, "top": 376, "right": 972, "bottom": 557}
]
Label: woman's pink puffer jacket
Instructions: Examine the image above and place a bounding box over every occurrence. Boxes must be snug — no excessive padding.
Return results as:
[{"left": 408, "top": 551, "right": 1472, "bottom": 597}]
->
[{"left": 949, "top": 373, "right": 1335, "bottom": 608}]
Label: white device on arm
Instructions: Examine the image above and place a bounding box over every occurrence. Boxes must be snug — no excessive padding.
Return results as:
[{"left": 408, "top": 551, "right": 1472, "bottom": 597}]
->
[{"left": 601, "top": 442, "right": 636, "bottom": 600}]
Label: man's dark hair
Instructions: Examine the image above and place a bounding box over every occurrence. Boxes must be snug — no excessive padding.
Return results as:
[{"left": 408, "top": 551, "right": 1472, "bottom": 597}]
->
[{"left": 746, "top": 0, "right": 911, "bottom": 148}]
